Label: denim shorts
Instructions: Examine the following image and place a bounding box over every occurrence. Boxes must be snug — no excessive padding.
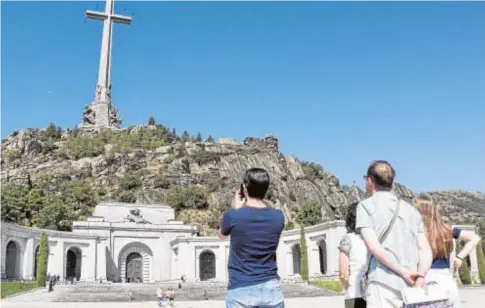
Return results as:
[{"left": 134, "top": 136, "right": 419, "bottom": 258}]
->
[{"left": 226, "top": 279, "right": 284, "bottom": 308}]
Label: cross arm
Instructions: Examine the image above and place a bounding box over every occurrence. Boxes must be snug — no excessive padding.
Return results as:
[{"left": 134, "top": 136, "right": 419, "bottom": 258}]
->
[
  {"left": 86, "top": 11, "right": 132, "bottom": 25},
  {"left": 86, "top": 10, "right": 107, "bottom": 21},
  {"left": 111, "top": 14, "right": 132, "bottom": 25}
]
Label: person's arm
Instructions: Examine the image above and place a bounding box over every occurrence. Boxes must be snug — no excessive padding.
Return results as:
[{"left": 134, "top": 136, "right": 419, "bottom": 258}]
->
[
  {"left": 416, "top": 222, "right": 432, "bottom": 276},
  {"left": 339, "top": 250, "right": 350, "bottom": 288},
  {"left": 360, "top": 228, "right": 417, "bottom": 282},
  {"left": 356, "top": 202, "right": 408, "bottom": 279},
  {"left": 338, "top": 233, "right": 351, "bottom": 288},
  {"left": 357, "top": 202, "right": 425, "bottom": 286},
  {"left": 218, "top": 211, "right": 232, "bottom": 240},
  {"left": 457, "top": 230, "right": 481, "bottom": 259}
]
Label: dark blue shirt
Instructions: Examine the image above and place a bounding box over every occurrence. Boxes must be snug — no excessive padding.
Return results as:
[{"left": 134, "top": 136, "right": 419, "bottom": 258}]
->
[
  {"left": 221, "top": 206, "right": 285, "bottom": 290},
  {"left": 431, "top": 227, "right": 462, "bottom": 269}
]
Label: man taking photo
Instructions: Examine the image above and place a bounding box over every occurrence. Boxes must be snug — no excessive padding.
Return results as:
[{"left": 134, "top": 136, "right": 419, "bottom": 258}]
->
[{"left": 219, "top": 168, "right": 285, "bottom": 308}]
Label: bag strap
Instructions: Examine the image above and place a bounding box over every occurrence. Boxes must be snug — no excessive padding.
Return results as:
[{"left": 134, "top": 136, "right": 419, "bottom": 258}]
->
[
  {"left": 380, "top": 197, "right": 401, "bottom": 243},
  {"left": 364, "top": 197, "right": 401, "bottom": 275}
]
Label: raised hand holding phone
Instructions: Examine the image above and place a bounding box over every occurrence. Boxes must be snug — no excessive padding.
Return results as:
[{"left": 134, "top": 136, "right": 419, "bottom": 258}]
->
[{"left": 234, "top": 184, "right": 246, "bottom": 209}]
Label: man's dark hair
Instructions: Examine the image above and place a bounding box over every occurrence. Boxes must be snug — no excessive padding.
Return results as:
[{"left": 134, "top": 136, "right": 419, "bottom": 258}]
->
[
  {"left": 243, "top": 168, "right": 270, "bottom": 199},
  {"left": 345, "top": 202, "right": 359, "bottom": 233},
  {"left": 367, "top": 160, "right": 395, "bottom": 190}
]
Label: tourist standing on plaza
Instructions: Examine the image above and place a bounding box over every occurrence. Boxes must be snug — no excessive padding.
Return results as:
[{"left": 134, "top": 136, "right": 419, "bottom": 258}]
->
[
  {"left": 339, "top": 202, "right": 368, "bottom": 308},
  {"left": 414, "top": 196, "right": 481, "bottom": 307},
  {"left": 218, "top": 168, "right": 285, "bottom": 308},
  {"left": 157, "top": 287, "right": 164, "bottom": 307},
  {"left": 356, "top": 160, "right": 433, "bottom": 308}
]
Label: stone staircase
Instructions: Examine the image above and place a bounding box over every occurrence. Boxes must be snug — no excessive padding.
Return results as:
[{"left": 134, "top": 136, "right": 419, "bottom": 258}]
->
[{"left": 47, "top": 281, "right": 338, "bottom": 302}]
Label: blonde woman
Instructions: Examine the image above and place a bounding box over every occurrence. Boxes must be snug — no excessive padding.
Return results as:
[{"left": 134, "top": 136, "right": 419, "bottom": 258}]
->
[{"left": 414, "top": 197, "right": 481, "bottom": 307}]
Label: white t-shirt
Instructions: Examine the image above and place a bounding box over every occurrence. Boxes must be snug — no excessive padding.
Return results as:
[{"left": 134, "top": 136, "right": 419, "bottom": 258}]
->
[{"left": 339, "top": 232, "right": 368, "bottom": 299}]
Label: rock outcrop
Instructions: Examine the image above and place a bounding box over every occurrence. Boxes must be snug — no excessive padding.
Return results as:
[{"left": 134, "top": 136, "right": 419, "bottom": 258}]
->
[{"left": 1, "top": 125, "right": 482, "bottom": 232}]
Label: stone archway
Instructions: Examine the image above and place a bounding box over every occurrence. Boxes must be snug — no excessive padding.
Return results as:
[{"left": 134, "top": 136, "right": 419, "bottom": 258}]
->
[
  {"left": 292, "top": 244, "right": 301, "bottom": 275},
  {"left": 6, "top": 240, "right": 22, "bottom": 279},
  {"left": 199, "top": 250, "right": 216, "bottom": 281},
  {"left": 65, "top": 247, "right": 82, "bottom": 281},
  {"left": 318, "top": 240, "right": 327, "bottom": 274},
  {"left": 118, "top": 243, "right": 153, "bottom": 283},
  {"left": 125, "top": 252, "right": 143, "bottom": 283}
]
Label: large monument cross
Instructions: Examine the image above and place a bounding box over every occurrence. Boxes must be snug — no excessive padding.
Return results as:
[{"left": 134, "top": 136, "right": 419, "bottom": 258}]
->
[{"left": 82, "top": 0, "right": 131, "bottom": 129}]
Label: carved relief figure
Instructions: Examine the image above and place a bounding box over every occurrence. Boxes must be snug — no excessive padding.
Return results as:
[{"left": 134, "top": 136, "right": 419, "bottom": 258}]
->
[
  {"left": 109, "top": 104, "right": 122, "bottom": 127},
  {"left": 123, "top": 208, "right": 150, "bottom": 224},
  {"left": 82, "top": 104, "right": 96, "bottom": 125}
]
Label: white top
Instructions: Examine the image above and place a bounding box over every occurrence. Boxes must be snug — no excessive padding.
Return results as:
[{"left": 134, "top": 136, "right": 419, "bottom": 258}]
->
[{"left": 339, "top": 232, "right": 368, "bottom": 299}]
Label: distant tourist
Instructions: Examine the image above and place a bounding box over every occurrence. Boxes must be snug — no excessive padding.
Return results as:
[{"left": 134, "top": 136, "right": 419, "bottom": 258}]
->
[
  {"left": 339, "top": 202, "right": 367, "bottom": 308},
  {"left": 204, "top": 289, "right": 209, "bottom": 300},
  {"left": 356, "top": 160, "right": 432, "bottom": 308},
  {"left": 414, "top": 196, "right": 481, "bottom": 307},
  {"left": 165, "top": 287, "right": 175, "bottom": 307},
  {"left": 218, "top": 168, "right": 285, "bottom": 308},
  {"left": 128, "top": 291, "right": 134, "bottom": 302},
  {"left": 156, "top": 287, "right": 164, "bottom": 307}
]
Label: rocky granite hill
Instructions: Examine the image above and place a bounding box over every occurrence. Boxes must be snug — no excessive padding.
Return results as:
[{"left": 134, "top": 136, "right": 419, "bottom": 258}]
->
[{"left": 1, "top": 123, "right": 483, "bottom": 234}]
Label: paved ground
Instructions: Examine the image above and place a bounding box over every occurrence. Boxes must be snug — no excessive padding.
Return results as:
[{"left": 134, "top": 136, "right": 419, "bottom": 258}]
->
[{"left": 2, "top": 287, "right": 484, "bottom": 308}]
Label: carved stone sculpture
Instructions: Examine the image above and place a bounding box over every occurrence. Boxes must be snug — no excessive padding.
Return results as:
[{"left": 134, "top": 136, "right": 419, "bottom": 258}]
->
[
  {"left": 123, "top": 208, "right": 150, "bottom": 224},
  {"left": 109, "top": 104, "right": 122, "bottom": 127},
  {"left": 82, "top": 105, "right": 96, "bottom": 125}
]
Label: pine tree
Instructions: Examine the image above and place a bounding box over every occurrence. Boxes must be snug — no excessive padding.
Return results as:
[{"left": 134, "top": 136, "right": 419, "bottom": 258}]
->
[
  {"left": 300, "top": 226, "right": 309, "bottom": 281},
  {"left": 476, "top": 242, "right": 485, "bottom": 284},
  {"left": 206, "top": 135, "right": 215, "bottom": 143},
  {"left": 182, "top": 131, "right": 191, "bottom": 142},
  {"left": 36, "top": 232, "right": 49, "bottom": 287},
  {"left": 148, "top": 116, "right": 156, "bottom": 126},
  {"left": 195, "top": 132, "right": 203, "bottom": 142}
]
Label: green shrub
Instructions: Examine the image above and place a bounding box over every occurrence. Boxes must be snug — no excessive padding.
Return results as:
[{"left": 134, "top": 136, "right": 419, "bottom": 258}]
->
[
  {"left": 297, "top": 200, "right": 322, "bottom": 227},
  {"left": 165, "top": 186, "right": 208, "bottom": 211},
  {"left": 309, "top": 280, "right": 344, "bottom": 293},
  {"left": 301, "top": 161, "right": 324, "bottom": 182},
  {"left": 1, "top": 282, "right": 37, "bottom": 298},
  {"left": 36, "top": 232, "right": 48, "bottom": 287},
  {"left": 112, "top": 189, "right": 137, "bottom": 203},
  {"left": 4, "top": 149, "right": 21, "bottom": 163},
  {"left": 58, "top": 135, "right": 105, "bottom": 159},
  {"left": 153, "top": 174, "right": 170, "bottom": 189},
  {"left": 300, "top": 226, "right": 309, "bottom": 281},
  {"left": 192, "top": 150, "right": 220, "bottom": 166},
  {"left": 458, "top": 256, "right": 472, "bottom": 285},
  {"left": 477, "top": 242, "right": 485, "bottom": 284},
  {"left": 118, "top": 174, "right": 142, "bottom": 191}
]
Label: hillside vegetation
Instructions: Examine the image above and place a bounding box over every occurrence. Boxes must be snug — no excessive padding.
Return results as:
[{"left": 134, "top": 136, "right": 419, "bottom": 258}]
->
[{"left": 1, "top": 121, "right": 483, "bottom": 234}]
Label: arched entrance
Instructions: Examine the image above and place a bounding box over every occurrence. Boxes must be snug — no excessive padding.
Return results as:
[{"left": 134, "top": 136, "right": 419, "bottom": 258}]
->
[
  {"left": 33, "top": 246, "right": 40, "bottom": 279},
  {"left": 318, "top": 240, "right": 327, "bottom": 274},
  {"left": 6, "top": 241, "right": 21, "bottom": 279},
  {"left": 118, "top": 242, "right": 153, "bottom": 283},
  {"left": 199, "top": 250, "right": 216, "bottom": 281},
  {"left": 65, "top": 247, "right": 82, "bottom": 281},
  {"left": 126, "top": 252, "right": 143, "bottom": 283},
  {"left": 292, "top": 244, "right": 301, "bottom": 275}
]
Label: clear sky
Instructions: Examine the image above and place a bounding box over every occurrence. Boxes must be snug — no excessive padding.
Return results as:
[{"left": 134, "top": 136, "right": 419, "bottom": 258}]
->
[{"left": 2, "top": 1, "right": 484, "bottom": 193}]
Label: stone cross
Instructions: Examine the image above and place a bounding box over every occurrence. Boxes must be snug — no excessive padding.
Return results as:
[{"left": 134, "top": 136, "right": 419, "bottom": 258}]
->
[{"left": 83, "top": 0, "right": 131, "bottom": 129}]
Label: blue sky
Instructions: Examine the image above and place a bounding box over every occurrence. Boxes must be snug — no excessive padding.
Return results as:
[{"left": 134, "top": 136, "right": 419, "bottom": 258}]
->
[{"left": 2, "top": 2, "right": 485, "bottom": 193}]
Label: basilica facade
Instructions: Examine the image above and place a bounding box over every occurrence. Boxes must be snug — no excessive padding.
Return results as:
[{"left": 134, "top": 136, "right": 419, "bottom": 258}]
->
[{"left": 0, "top": 202, "right": 479, "bottom": 283}]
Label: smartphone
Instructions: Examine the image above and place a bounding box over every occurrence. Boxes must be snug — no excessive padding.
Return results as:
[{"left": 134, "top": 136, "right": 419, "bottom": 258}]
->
[{"left": 239, "top": 184, "right": 246, "bottom": 200}]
